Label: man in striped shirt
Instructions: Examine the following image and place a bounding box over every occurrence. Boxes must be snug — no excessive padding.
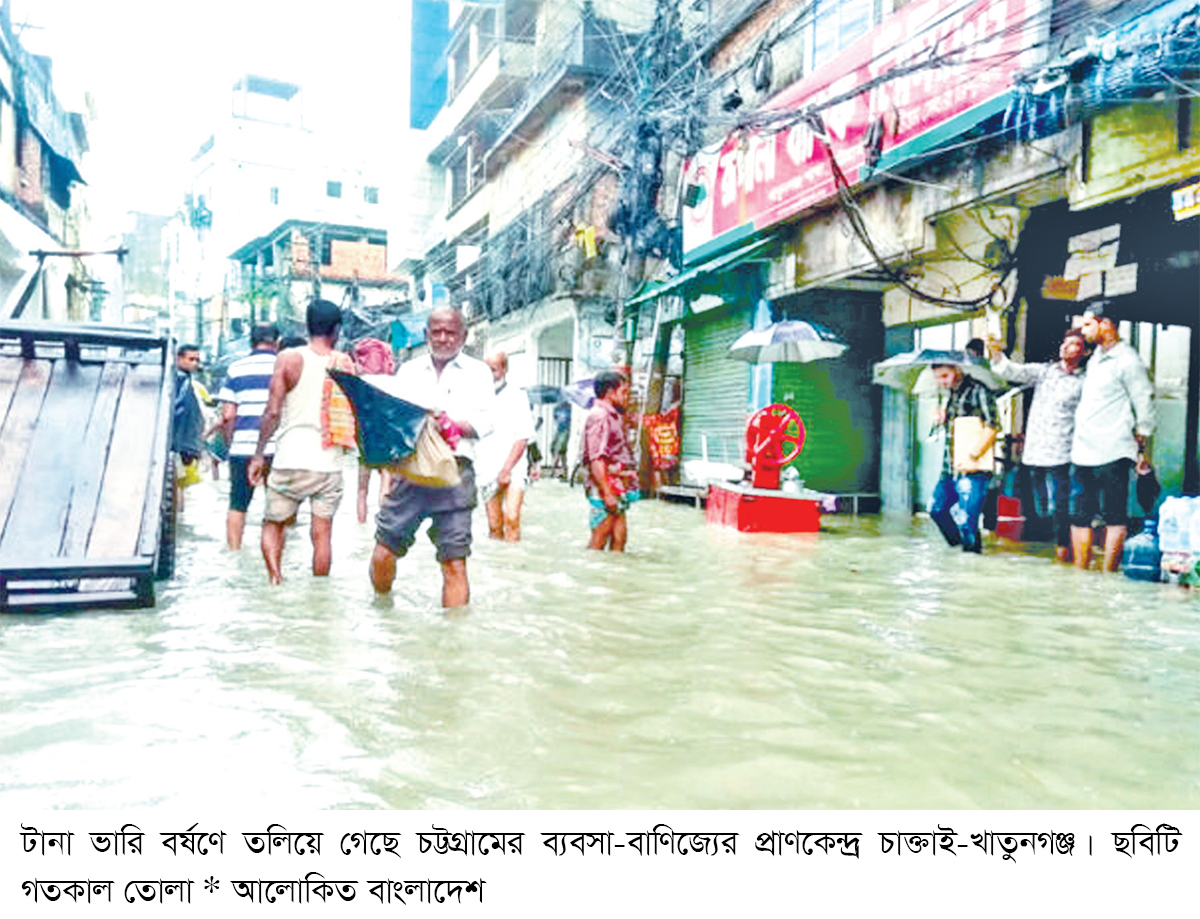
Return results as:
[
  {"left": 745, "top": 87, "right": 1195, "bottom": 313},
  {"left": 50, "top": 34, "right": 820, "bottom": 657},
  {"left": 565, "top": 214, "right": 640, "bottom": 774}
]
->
[{"left": 217, "top": 323, "right": 280, "bottom": 549}]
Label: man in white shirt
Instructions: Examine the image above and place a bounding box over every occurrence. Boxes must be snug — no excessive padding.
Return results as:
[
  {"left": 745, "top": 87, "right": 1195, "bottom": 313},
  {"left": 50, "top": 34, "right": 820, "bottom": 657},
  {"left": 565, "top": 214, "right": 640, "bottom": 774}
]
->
[
  {"left": 1070, "top": 301, "right": 1156, "bottom": 572},
  {"left": 476, "top": 352, "right": 537, "bottom": 542},
  {"left": 370, "top": 308, "right": 495, "bottom": 607}
]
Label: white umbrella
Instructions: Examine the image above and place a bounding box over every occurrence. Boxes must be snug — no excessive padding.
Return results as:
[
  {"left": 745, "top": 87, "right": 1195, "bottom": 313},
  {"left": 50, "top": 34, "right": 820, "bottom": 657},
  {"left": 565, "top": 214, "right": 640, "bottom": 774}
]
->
[
  {"left": 872, "top": 349, "right": 1002, "bottom": 392},
  {"left": 727, "top": 319, "right": 848, "bottom": 363}
]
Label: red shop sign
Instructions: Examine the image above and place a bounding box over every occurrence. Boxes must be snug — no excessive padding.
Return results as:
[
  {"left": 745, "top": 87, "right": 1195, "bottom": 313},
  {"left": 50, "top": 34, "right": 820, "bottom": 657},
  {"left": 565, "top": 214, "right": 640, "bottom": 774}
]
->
[{"left": 682, "top": 0, "right": 1047, "bottom": 258}]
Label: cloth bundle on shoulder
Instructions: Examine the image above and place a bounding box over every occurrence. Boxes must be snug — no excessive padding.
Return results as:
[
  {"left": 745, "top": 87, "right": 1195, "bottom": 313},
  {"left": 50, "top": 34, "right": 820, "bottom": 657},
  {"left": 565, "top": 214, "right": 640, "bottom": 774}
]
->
[
  {"left": 326, "top": 369, "right": 458, "bottom": 486},
  {"left": 351, "top": 337, "right": 396, "bottom": 375}
]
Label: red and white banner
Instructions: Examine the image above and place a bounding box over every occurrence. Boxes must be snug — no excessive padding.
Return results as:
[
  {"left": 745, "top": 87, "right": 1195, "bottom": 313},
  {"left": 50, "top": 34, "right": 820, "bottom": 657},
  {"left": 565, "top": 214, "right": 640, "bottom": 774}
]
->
[{"left": 682, "top": 0, "right": 1047, "bottom": 257}]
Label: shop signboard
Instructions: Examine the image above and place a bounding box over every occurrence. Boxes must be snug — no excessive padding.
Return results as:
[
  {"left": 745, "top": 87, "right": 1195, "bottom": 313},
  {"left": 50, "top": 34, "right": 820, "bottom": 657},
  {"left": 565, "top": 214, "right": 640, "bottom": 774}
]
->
[
  {"left": 681, "top": 0, "right": 1046, "bottom": 260},
  {"left": 1172, "top": 179, "right": 1200, "bottom": 221}
]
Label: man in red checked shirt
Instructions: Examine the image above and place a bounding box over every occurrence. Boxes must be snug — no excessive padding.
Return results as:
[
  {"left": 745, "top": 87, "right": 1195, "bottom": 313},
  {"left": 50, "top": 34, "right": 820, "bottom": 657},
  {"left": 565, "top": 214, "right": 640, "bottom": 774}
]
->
[
  {"left": 368, "top": 308, "right": 495, "bottom": 607},
  {"left": 583, "top": 370, "right": 638, "bottom": 551}
]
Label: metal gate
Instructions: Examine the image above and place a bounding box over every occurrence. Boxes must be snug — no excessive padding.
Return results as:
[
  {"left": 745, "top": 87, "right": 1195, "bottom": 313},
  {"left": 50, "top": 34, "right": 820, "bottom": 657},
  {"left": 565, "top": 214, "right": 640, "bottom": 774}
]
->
[
  {"left": 536, "top": 356, "right": 572, "bottom": 459},
  {"left": 681, "top": 311, "right": 751, "bottom": 466}
]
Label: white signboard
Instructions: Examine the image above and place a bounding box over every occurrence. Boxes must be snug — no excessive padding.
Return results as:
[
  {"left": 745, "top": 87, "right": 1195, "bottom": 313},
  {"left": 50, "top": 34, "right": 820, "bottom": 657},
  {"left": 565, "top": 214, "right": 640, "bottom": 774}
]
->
[
  {"left": 1105, "top": 263, "right": 1139, "bottom": 296},
  {"left": 1068, "top": 224, "right": 1121, "bottom": 253}
]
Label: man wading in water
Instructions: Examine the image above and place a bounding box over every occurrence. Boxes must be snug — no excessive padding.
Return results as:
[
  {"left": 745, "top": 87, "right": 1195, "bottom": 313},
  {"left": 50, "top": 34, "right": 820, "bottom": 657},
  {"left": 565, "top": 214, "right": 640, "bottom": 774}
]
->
[
  {"left": 369, "top": 308, "right": 495, "bottom": 607},
  {"left": 249, "top": 299, "right": 353, "bottom": 585}
]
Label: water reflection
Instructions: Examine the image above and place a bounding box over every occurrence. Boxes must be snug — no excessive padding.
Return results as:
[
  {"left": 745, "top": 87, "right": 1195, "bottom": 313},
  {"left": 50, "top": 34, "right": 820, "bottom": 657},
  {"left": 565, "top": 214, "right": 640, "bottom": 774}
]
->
[{"left": 2, "top": 477, "right": 1198, "bottom": 810}]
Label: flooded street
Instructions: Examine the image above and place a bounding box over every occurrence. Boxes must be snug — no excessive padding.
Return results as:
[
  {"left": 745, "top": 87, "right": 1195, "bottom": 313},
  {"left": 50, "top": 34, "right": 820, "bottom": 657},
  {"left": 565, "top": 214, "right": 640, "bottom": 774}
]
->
[{"left": 2, "top": 477, "right": 1198, "bottom": 811}]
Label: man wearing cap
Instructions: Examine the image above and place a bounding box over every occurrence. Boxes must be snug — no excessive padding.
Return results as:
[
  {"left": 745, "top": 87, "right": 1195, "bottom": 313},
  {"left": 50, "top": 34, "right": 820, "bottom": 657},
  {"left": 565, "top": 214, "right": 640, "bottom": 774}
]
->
[
  {"left": 928, "top": 361, "right": 999, "bottom": 553},
  {"left": 1070, "top": 301, "right": 1156, "bottom": 572},
  {"left": 217, "top": 322, "right": 279, "bottom": 550}
]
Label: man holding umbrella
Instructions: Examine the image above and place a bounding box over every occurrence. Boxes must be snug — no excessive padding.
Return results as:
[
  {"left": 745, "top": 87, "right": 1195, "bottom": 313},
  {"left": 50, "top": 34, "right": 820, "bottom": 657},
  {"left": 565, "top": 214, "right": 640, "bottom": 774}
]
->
[{"left": 929, "top": 361, "right": 1000, "bottom": 554}]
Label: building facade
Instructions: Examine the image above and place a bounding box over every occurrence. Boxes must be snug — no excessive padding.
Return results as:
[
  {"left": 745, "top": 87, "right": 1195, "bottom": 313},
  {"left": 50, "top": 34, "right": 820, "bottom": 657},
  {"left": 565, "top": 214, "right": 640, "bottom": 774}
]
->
[
  {"left": 662, "top": 0, "right": 1199, "bottom": 514},
  {"left": 0, "top": 5, "right": 90, "bottom": 322},
  {"left": 168, "top": 75, "right": 396, "bottom": 351},
  {"left": 410, "top": 0, "right": 1200, "bottom": 512}
]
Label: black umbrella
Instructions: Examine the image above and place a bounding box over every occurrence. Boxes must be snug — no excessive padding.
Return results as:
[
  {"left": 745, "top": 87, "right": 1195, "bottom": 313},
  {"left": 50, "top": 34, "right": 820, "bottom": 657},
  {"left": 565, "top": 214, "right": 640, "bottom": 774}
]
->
[{"left": 328, "top": 369, "right": 428, "bottom": 467}]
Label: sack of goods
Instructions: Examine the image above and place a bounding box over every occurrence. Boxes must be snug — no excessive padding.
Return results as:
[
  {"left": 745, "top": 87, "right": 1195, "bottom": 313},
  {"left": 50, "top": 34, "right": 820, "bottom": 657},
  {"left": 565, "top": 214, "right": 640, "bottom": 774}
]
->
[{"left": 392, "top": 416, "right": 461, "bottom": 488}]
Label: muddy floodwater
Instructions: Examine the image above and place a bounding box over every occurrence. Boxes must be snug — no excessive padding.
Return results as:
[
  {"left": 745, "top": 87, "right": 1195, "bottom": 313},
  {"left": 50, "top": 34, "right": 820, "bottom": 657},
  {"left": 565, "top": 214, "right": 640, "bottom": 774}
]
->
[{"left": 2, "top": 477, "right": 1198, "bottom": 810}]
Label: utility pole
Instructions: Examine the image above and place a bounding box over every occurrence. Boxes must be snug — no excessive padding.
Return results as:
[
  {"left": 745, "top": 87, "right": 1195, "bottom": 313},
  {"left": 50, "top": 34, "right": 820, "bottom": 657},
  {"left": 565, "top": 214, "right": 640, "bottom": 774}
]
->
[{"left": 311, "top": 227, "right": 323, "bottom": 300}]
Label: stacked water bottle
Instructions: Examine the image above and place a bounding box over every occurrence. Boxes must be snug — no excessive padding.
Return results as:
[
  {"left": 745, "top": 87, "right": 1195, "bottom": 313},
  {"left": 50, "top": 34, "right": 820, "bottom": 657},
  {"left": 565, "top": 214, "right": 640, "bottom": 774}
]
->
[{"left": 1151, "top": 496, "right": 1200, "bottom": 585}]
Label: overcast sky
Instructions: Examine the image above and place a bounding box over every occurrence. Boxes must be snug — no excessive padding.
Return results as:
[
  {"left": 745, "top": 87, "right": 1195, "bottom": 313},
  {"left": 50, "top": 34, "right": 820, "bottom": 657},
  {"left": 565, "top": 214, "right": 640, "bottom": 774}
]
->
[{"left": 12, "top": 0, "right": 410, "bottom": 236}]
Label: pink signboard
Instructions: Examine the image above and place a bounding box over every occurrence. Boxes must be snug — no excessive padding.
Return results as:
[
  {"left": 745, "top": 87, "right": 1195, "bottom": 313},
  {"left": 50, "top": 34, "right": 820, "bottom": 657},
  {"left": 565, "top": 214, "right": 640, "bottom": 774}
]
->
[{"left": 682, "top": 0, "right": 1046, "bottom": 257}]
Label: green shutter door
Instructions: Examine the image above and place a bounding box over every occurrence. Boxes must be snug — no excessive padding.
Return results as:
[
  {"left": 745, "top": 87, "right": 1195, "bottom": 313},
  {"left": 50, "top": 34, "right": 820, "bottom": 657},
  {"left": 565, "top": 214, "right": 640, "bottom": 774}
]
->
[
  {"left": 682, "top": 311, "right": 750, "bottom": 466},
  {"left": 772, "top": 361, "right": 868, "bottom": 491}
]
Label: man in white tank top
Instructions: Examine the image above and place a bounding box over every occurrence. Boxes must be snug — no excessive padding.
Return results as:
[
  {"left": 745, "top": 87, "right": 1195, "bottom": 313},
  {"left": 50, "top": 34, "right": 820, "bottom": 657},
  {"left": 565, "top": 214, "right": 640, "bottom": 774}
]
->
[{"left": 249, "top": 299, "right": 350, "bottom": 585}]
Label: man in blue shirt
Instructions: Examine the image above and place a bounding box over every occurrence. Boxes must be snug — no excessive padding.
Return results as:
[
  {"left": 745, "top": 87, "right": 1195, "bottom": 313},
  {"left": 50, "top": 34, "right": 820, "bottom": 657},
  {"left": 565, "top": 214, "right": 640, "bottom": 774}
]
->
[{"left": 216, "top": 323, "right": 279, "bottom": 549}]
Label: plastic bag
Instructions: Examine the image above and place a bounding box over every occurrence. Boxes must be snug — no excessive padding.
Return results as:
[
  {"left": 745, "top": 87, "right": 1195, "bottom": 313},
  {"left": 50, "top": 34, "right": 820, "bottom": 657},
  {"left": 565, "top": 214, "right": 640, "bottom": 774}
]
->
[
  {"left": 393, "top": 417, "right": 461, "bottom": 487},
  {"left": 177, "top": 458, "right": 202, "bottom": 487}
]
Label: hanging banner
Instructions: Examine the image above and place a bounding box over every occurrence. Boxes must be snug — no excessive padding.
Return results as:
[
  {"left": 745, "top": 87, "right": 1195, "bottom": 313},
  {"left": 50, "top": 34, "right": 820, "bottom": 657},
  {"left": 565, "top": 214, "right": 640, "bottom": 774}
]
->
[{"left": 682, "top": 0, "right": 1047, "bottom": 259}]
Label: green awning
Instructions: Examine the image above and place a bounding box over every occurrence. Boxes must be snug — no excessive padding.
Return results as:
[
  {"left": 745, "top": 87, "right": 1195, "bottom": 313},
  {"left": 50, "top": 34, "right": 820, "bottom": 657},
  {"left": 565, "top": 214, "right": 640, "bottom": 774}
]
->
[{"left": 626, "top": 238, "right": 772, "bottom": 307}]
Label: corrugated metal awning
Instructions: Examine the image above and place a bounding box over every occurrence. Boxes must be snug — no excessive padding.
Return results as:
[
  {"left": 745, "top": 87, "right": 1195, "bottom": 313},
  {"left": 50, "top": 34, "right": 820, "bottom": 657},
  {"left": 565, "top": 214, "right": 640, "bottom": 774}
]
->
[{"left": 626, "top": 238, "right": 772, "bottom": 307}]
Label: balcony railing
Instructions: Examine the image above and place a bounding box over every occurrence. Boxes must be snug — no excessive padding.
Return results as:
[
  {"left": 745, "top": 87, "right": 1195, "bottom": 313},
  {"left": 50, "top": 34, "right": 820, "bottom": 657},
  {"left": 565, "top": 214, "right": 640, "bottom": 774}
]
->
[
  {"left": 429, "top": 38, "right": 536, "bottom": 158},
  {"left": 487, "top": 16, "right": 624, "bottom": 169}
]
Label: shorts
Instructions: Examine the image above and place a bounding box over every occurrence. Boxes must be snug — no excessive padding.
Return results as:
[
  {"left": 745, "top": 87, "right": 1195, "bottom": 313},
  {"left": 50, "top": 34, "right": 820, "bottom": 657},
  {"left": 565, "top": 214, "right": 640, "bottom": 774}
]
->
[
  {"left": 1070, "top": 458, "right": 1134, "bottom": 528},
  {"left": 551, "top": 428, "right": 570, "bottom": 456},
  {"left": 587, "top": 489, "right": 641, "bottom": 530},
  {"left": 376, "top": 459, "right": 476, "bottom": 562},
  {"left": 480, "top": 472, "right": 527, "bottom": 499},
  {"left": 265, "top": 468, "right": 344, "bottom": 522},
  {"left": 228, "top": 455, "right": 270, "bottom": 512}
]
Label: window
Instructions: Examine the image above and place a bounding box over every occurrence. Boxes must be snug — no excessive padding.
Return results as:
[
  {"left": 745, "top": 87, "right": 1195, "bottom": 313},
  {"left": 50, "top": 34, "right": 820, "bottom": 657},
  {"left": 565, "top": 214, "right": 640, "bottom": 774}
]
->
[
  {"left": 326, "top": 180, "right": 342, "bottom": 198},
  {"left": 507, "top": 0, "right": 537, "bottom": 42},
  {"left": 451, "top": 40, "right": 471, "bottom": 97},
  {"left": 449, "top": 155, "right": 470, "bottom": 209},
  {"left": 364, "top": 186, "right": 379, "bottom": 204},
  {"left": 480, "top": 9, "right": 497, "bottom": 43},
  {"left": 811, "top": 0, "right": 875, "bottom": 70},
  {"left": 269, "top": 186, "right": 279, "bottom": 204}
]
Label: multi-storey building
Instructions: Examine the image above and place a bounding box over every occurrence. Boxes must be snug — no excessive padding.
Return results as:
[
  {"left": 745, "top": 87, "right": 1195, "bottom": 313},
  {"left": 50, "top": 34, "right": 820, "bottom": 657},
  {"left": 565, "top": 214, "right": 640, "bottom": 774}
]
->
[
  {"left": 414, "top": 0, "right": 664, "bottom": 459},
  {"left": 168, "top": 75, "right": 398, "bottom": 350},
  {"left": 415, "top": 0, "right": 1200, "bottom": 517},
  {"left": 0, "top": 4, "right": 90, "bottom": 321},
  {"left": 120, "top": 211, "right": 171, "bottom": 326},
  {"left": 229, "top": 218, "right": 408, "bottom": 333}
]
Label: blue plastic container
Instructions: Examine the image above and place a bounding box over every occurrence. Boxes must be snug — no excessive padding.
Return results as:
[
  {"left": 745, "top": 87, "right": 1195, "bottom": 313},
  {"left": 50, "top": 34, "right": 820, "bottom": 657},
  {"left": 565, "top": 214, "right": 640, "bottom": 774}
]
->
[{"left": 1122, "top": 518, "right": 1162, "bottom": 582}]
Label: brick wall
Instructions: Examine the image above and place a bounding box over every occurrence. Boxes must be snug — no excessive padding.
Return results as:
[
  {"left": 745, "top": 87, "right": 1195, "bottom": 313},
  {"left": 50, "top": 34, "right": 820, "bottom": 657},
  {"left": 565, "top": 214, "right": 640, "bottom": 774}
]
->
[
  {"left": 325, "top": 240, "right": 388, "bottom": 279},
  {"left": 16, "top": 126, "right": 43, "bottom": 213},
  {"left": 290, "top": 231, "right": 312, "bottom": 277}
]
